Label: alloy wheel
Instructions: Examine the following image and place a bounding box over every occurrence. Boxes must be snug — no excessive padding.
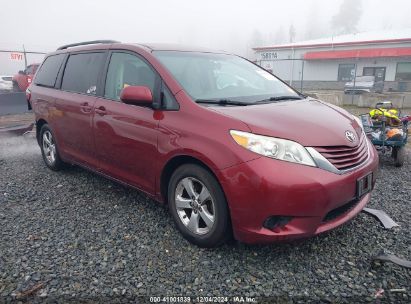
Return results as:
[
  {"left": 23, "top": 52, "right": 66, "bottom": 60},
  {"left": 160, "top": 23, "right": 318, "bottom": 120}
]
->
[
  {"left": 175, "top": 177, "right": 215, "bottom": 235},
  {"left": 42, "top": 130, "right": 56, "bottom": 165}
]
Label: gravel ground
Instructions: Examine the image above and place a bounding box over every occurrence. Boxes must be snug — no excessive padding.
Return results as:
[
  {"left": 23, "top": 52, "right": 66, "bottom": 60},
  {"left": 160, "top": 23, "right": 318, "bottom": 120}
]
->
[
  {"left": 0, "top": 113, "right": 34, "bottom": 128},
  {"left": 0, "top": 133, "right": 410, "bottom": 303}
]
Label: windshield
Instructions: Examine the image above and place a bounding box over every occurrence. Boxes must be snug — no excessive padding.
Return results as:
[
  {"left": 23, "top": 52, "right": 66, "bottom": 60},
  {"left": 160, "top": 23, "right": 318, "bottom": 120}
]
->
[{"left": 153, "top": 51, "right": 299, "bottom": 103}]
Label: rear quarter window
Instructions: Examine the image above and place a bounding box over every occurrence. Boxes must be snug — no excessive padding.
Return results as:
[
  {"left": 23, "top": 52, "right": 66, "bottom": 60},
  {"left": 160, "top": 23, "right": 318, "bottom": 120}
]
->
[
  {"left": 61, "top": 52, "right": 106, "bottom": 95},
  {"left": 34, "top": 54, "right": 65, "bottom": 87}
]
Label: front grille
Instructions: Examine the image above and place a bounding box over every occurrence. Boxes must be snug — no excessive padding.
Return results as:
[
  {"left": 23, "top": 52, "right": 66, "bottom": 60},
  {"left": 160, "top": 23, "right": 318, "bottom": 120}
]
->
[
  {"left": 313, "top": 135, "right": 368, "bottom": 171},
  {"left": 322, "top": 199, "right": 359, "bottom": 223}
]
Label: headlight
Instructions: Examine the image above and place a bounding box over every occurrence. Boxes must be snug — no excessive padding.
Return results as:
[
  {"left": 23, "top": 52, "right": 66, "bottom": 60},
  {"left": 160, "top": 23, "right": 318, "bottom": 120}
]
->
[
  {"left": 353, "top": 115, "right": 363, "bottom": 129},
  {"left": 230, "top": 130, "right": 316, "bottom": 167}
]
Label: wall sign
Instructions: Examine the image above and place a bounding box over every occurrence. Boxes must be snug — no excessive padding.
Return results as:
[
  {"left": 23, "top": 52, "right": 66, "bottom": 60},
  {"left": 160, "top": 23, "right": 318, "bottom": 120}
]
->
[
  {"left": 261, "top": 52, "right": 278, "bottom": 60},
  {"left": 10, "top": 53, "right": 24, "bottom": 61}
]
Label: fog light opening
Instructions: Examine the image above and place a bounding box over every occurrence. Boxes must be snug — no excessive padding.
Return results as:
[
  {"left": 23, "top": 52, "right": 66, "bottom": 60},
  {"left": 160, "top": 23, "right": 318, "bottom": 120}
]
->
[{"left": 263, "top": 216, "right": 292, "bottom": 231}]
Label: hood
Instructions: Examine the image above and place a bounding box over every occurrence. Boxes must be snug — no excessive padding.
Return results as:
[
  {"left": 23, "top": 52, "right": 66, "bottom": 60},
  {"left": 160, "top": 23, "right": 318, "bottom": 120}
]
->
[{"left": 211, "top": 99, "right": 363, "bottom": 147}]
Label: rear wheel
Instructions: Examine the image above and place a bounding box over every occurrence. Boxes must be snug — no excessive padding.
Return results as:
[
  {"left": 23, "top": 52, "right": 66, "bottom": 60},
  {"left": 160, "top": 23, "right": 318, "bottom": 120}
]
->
[
  {"left": 168, "top": 164, "right": 231, "bottom": 247},
  {"left": 39, "top": 124, "right": 65, "bottom": 171}
]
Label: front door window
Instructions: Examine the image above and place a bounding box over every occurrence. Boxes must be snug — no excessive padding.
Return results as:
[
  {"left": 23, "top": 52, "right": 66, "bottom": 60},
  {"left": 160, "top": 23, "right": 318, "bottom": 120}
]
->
[{"left": 104, "top": 52, "right": 156, "bottom": 101}]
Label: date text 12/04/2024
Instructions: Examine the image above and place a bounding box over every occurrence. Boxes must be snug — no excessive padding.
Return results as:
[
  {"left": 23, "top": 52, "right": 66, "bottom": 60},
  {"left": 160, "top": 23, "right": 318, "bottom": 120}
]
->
[{"left": 149, "top": 296, "right": 257, "bottom": 303}]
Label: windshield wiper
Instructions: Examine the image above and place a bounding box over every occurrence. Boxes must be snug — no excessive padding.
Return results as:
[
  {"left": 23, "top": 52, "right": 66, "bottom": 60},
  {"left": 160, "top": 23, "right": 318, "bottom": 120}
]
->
[
  {"left": 252, "top": 95, "right": 304, "bottom": 104},
  {"left": 195, "top": 99, "right": 249, "bottom": 106},
  {"left": 269, "top": 95, "right": 304, "bottom": 101}
]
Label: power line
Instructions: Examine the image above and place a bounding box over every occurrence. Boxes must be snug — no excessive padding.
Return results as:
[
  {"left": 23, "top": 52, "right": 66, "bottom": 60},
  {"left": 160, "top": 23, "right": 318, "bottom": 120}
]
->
[{"left": 0, "top": 50, "right": 46, "bottom": 54}]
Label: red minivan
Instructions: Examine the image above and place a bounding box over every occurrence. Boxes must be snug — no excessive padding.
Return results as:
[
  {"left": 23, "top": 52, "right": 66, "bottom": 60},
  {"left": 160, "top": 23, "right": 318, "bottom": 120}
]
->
[{"left": 28, "top": 40, "right": 379, "bottom": 247}]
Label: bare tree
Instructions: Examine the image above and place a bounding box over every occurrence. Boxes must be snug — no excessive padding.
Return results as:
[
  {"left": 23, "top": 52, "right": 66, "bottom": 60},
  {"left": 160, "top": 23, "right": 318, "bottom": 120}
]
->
[{"left": 331, "top": 0, "right": 363, "bottom": 34}]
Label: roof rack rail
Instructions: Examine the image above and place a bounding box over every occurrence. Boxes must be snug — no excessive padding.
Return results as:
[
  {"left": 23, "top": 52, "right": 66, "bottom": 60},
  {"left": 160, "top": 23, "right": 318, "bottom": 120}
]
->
[{"left": 57, "top": 40, "right": 120, "bottom": 50}]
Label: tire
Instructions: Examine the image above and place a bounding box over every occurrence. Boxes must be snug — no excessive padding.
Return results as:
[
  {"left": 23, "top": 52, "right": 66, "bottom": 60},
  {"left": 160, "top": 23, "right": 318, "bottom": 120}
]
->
[
  {"left": 168, "top": 164, "right": 231, "bottom": 247},
  {"left": 39, "top": 124, "right": 65, "bottom": 171},
  {"left": 393, "top": 147, "right": 405, "bottom": 167},
  {"left": 12, "top": 81, "right": 21, "bottom": 92},
  {"left": 391, "top": 147, "right": 397, "bottom": 158}
]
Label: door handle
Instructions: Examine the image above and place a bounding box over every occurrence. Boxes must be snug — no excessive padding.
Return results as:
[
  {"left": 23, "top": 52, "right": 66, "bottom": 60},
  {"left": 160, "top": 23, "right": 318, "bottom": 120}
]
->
[
  {"left": 95, "top": 106, "right": 107, "bottom": 116},
  {"left": 80, "top": 102, "right": 92, "bottom": 113}
]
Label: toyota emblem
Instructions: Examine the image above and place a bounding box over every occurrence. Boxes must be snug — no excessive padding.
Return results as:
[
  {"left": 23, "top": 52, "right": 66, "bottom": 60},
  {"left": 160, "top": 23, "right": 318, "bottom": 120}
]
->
[{"left": 345, "top": 130, "right": 356, "bottom": 142}]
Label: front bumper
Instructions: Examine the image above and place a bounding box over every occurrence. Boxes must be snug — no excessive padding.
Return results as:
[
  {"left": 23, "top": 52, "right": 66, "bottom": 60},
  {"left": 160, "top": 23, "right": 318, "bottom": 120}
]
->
[{"left": 218, "top": 144, "right": 379, "bottom": 244}]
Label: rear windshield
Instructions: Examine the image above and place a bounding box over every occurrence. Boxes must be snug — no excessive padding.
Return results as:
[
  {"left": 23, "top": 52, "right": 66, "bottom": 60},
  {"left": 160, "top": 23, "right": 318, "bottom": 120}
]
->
[
  {"left": 34, "top": 54, "right": 65, "bottom": 87},
  {"left": 153, "top": 51, "right": 298, "bottom": 103}
]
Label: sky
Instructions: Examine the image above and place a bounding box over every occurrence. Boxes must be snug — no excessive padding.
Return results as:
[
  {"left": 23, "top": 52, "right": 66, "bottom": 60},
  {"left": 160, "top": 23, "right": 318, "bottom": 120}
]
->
[{"left": 1, "top": 0, "right": 411, "bottom": 58}]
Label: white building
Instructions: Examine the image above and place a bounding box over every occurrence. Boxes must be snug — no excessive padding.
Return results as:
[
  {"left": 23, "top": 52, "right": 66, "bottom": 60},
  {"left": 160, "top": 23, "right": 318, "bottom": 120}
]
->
[{"left": 253, "top": 29, "right": 411, "bottom": 91}]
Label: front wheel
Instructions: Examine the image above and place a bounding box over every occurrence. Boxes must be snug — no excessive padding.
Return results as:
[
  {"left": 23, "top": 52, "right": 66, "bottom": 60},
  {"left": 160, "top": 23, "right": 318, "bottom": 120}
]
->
[
  {"left": 12, "top": 81, "right": 21, "bottom": 92},
  {"left": 168, "top": 164, "right": 231, "bottom": 247}
]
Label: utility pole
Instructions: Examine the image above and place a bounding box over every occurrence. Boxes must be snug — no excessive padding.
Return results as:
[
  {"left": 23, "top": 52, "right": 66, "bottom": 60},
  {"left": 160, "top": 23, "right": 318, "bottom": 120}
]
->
[
  {"left": 290, "top": 47, "right": 295, "bottom": 86},
  {"left": 23, "top": 44, "right": 27, "bottom": 69},
  {"left": 351, "top": 62, "right": 357, "bottom": 105},
  {"left": 300, "top": 60, "right": 305, "bottom": 93}
]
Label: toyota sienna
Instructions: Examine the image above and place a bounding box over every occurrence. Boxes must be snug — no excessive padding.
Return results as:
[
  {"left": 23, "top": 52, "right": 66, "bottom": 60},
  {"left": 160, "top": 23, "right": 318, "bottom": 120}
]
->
[{"left": 28, "top": 40, "right": 379, "bottom": 247}]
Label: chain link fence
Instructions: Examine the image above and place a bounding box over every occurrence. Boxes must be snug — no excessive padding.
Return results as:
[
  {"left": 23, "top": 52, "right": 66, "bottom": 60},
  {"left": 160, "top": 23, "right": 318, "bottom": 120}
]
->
[
  {"left": 1, "top": 46, "right": 411, "bottom": 109},
  {"left": 256, "top": 58, "right": 411, "bottom": 108}
]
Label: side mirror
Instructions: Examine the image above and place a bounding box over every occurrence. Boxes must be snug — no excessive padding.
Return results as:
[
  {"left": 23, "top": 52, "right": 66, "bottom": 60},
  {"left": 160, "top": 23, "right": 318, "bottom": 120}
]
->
[
  {"left": 120, "top": 86, "right": 153, "bottom": 106},
  {"left": 18, "top": 70, "right": 25, "bottom": 75}
]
